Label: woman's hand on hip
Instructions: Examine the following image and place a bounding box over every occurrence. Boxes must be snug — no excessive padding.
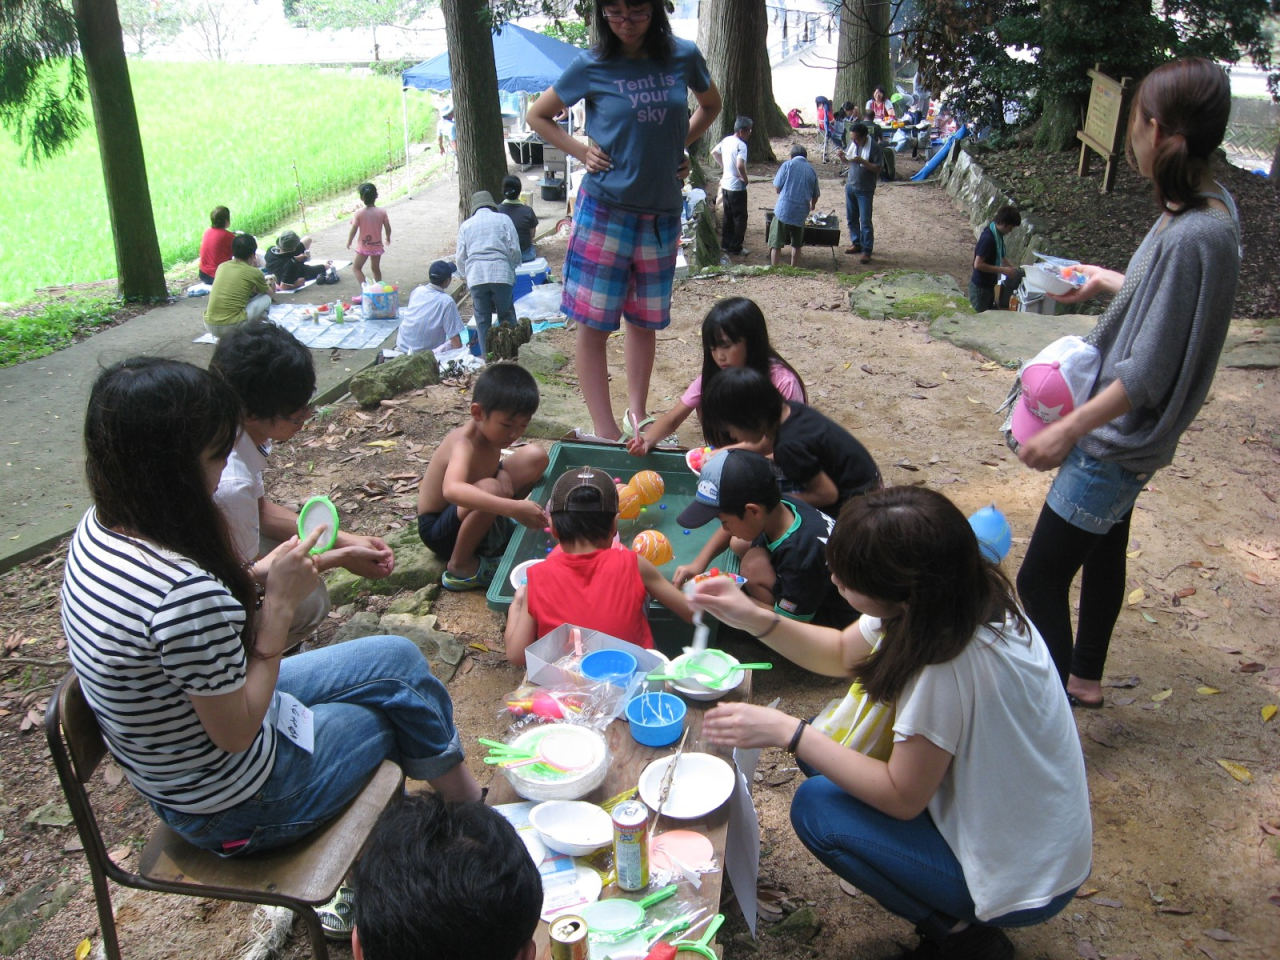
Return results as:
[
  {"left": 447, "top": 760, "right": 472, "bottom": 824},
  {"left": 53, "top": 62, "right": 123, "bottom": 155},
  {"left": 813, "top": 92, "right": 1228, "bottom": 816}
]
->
[
  {"left": 703, "top": 702, "right": 795, "bottom": 750},
  {"left": 583, "top": 143, "right": 613, "bottom": 173}
]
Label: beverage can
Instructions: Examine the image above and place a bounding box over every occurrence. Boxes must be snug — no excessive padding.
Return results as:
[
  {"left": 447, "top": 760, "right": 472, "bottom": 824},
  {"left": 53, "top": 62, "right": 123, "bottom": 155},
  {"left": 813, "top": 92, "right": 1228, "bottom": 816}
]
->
[
  {"left": 548, "top": 915, "right": 589, "bottom": 960},
  {"left": 613, "top": 800, "right": 649, "bottom": 891}
]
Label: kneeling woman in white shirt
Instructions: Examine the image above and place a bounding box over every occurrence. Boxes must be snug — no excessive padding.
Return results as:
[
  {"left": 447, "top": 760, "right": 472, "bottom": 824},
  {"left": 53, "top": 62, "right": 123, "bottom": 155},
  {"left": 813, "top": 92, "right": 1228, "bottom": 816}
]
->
[{"left": 694, "top": 486, "right": 1090, "bottom": 960}]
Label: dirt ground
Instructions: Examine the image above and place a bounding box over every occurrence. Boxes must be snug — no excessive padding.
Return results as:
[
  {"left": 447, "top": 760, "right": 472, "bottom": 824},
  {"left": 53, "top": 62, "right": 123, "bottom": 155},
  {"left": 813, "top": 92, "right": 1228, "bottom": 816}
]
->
[{"left": 2, "top": 139, "right": 1279, "bottom": 960}]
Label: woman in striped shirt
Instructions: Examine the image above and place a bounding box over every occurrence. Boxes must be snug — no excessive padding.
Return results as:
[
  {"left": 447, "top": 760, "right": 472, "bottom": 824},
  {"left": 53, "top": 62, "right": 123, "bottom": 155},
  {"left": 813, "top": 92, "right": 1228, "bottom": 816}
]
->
[{"left": 61, "top": 358, "right": 478, "bottom": 856}]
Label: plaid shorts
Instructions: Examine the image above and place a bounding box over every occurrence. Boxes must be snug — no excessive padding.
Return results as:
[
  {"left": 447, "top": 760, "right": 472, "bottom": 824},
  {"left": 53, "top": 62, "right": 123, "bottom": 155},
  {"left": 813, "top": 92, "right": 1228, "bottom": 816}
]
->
[{"left": 560, "top": 190, "right": 680, "bottom": 332}]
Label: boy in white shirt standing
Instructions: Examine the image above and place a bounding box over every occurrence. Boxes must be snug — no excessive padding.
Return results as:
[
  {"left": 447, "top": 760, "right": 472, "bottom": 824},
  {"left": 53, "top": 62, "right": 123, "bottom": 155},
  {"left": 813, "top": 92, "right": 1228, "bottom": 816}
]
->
[{"left": 711, "top": 116, "right": 753, "bottom": 257}]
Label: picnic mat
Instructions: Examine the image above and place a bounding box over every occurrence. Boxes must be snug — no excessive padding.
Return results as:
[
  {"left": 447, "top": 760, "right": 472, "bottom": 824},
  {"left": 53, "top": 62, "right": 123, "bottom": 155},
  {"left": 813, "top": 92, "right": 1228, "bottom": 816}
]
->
[{"left": 194, "top": 301, "right": 401, "bottom": 350}]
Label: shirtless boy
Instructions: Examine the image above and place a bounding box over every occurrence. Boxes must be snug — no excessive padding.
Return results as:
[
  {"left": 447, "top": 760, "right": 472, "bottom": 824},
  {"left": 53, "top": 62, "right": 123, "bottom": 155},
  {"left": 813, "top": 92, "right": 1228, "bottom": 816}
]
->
[{"left": 416, "top": 363, "right": 549, "bottom": 591}]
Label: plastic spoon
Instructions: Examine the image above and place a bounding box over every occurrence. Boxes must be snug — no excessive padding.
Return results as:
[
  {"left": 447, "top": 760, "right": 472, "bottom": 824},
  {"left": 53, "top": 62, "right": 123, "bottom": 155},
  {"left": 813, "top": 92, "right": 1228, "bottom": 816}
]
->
[
  {"left": 478, "top": 734, "right": 592, "bottom": 772},
  {"left": 670, "top": 914, "right": 725, "bottom": 960}
]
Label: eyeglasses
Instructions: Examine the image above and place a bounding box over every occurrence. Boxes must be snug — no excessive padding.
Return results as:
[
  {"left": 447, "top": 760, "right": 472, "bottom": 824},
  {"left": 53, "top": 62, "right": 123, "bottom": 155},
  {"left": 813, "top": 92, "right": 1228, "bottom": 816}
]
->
[
  {"left": 278, "top": 407, "right": 313, "bottom": 426},
  {"left": 604, "top": 11, "right": 652, "bottom": 24}
]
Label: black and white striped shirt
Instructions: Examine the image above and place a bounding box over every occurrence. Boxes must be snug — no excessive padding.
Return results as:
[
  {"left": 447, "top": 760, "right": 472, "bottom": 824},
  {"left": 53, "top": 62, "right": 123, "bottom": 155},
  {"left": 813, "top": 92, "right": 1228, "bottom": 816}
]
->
[{"left": 60, "top": 510, "right": 276, "bottom": 814}]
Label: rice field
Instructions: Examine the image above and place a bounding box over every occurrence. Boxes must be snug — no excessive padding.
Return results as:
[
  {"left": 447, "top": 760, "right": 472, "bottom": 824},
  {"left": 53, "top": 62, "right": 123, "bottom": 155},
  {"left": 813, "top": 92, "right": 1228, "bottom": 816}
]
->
[{"left": 0, "top": 61, "right": 436, "bottom": 304}]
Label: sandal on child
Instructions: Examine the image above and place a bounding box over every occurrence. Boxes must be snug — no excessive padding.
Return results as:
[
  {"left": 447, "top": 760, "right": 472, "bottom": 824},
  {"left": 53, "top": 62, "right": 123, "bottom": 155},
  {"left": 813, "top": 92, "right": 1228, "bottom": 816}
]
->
[
  {"left": 620, "top": 408, "right": 657, "bottom": 441},
  {"left": 441, "top": 568, "right": 488, "bottom": 592},
  {"left": 316, "top": 885, "right": 355, "bottom": 941},
  {"left": 571, "top": 428, "right": 625, "bottom": 445}
]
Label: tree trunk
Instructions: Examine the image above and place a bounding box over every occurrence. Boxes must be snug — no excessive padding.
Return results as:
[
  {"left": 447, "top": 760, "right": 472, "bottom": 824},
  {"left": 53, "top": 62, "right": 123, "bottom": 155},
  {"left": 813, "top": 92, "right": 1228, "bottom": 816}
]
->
[
  {"left": 700, "top": 0, "right": 787, "bottom": 160},
  {"left": 1271, "top": 129, "right": 1279, "bottom": 185},
  {"left": 442, "top": 0, "right": 508, "bottom": 223},
  {"left": 69, "top": 0, "right": 167, "bottom": 301},
  {"left": 834, "top": 0, "right": 891, "bottom": 112}
]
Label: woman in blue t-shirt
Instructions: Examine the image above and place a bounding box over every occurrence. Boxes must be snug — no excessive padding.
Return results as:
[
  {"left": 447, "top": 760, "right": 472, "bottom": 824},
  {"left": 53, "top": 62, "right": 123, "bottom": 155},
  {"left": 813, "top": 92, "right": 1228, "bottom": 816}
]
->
[{"left": 527, "top": 1, "right": 721, "bottom": 442}]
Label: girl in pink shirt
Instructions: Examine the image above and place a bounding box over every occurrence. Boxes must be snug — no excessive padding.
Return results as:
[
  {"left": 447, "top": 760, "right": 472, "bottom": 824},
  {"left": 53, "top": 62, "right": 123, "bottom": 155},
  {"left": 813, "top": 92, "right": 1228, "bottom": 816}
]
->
[
  {"left": 347, "top": 182, "right": 391, "bottom": 285},
  {"left": 629, "top": 297, "right": 806, "bottom": 456}
]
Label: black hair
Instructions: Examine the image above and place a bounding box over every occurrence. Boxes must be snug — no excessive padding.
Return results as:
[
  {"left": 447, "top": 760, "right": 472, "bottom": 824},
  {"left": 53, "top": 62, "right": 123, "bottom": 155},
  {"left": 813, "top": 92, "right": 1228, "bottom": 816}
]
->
[
  {"left": 789, "top": 144, "right": 808, "bottom": 158},
  {"left": 359, "top": 182, "right": 378, "bottom": 205},
  {"left": 872, "top": 85, "right": 887, "bottom": 99},
  {"left": 826, "top": 487, "right": 1028, "bottom": 704},
  {"left": 1128, "top": 57, "right": 1231, "bottom": 214},
  {"left": 84, "top": 358, "right": 257, "bottom": 648},
  {"left": 993, "top": 205, "right": 1022, "bottom": 227},
  {"left": 232, "top": 233, "right": 257, "bottom": 260},
  {"left": 592, "top": 1, "right": 674, "bottom": 62},
  {"left": 718, "top": 463, "right": 781, "bottom": 518},
  {"left": 733, "top": 115, "right": 753, "bottom": 133},
  {"left": 501, "top": 175, "right": 522, "bottom": 200},
  {"left": 851, "top": 121, "right": 870, "bottom": 139},
  {"left": 209, "top": 321, "right": 315, "bottom": 421},
  {"left": 551, "top": 485, "right": 616, "bottom": 545},
  {"left": 700, "top": 365, "right": 784, "bottom": 449},
  {"left": 210, "top": 205, "right": 230, "bottom": 229},
  {"left": 472, "top": 362, "right": 540, "bottom": 418},
  {"left": 699, "top": 297, "right": 805, "bottom": 413},
  {"left": 839, "top": 101, "right": 855, "bottom": 113},
  {"left": 353, "top": 794, "right": 542, "bottom": 960}
]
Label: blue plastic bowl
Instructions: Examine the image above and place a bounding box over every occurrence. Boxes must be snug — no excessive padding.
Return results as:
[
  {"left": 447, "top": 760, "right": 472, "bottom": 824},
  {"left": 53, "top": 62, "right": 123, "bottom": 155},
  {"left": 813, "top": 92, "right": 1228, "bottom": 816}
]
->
[
  {"left": 580, "top": 649, "right": 638, "bottom": 687},
  {"left": 626, "top": 692, "right": 687, "bottom": 747}
]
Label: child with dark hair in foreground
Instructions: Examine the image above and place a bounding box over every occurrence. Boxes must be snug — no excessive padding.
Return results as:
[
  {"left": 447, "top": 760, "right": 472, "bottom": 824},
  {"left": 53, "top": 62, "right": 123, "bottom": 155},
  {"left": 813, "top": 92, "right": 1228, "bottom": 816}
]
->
[
  {"left": 504, "top": 466, "right": 692, "bottom": 667},
  {"left": 352, "top": 794, "right": 542, "bottom": 960},
  {"left": 417, "top": 363, "right": 549, "bottom": 592}
]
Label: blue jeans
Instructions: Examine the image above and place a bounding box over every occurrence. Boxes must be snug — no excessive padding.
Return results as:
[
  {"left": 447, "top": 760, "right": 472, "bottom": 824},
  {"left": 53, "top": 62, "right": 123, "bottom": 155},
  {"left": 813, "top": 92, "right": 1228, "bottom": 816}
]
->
[
  {"left": 844, "top": 186, "right": 874, "bottom": 254},
  {"left": 1047, "top": 446, "right": 1149, "bottom": 535},
  {"left": 151, "top": 636, "right": 463, "bottom": 857},
  {"left": 521, "top": 246, "right": 537, "bottom": 263},
  {"left": 470, "top": 282, "right": 516, "bottom": 357},
  {"left": 790, "top": 777, "right": 1078, "bottom": 938}
]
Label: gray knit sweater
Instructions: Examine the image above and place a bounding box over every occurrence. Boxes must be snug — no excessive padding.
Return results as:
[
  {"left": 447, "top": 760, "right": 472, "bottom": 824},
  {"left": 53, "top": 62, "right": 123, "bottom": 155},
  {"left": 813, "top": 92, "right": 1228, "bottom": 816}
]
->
[{"left": 1077, "top": 193, "right": 1241, "bottom": 474}]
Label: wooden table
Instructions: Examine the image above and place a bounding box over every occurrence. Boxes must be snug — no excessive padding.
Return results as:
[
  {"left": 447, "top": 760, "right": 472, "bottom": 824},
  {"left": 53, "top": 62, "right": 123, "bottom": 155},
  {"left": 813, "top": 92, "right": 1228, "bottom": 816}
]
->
[{"left": 487, "top": 677, "right": 752, "bottom": 957}]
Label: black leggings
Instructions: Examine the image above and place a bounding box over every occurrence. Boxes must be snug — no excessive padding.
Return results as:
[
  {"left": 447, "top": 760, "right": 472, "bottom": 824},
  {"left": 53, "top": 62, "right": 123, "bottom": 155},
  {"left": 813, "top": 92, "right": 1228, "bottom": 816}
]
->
[{"left": 1016, "top": 504, "right": 1132, "bottom": 684}]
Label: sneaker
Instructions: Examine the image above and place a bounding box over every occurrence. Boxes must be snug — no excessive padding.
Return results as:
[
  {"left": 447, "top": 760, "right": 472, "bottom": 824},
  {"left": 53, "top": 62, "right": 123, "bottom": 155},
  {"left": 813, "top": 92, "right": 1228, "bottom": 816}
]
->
[
  {"left": 316, "top": 886, "right": 355, "bottom": 941},
  {"left": 900, "top": 924, "right": 1014, "bottom": 960},
  {"left": 441, "top": 568, "right": 488, "bottom": 592},
  {"left": 736, "top": 248, "right": 751, "bottom": 257},
  {"left": 860, "top": 253, "right": 872, "bottom": 264},
  {"left": 845, "top": 244, "right": 862, "bottom": 254}
]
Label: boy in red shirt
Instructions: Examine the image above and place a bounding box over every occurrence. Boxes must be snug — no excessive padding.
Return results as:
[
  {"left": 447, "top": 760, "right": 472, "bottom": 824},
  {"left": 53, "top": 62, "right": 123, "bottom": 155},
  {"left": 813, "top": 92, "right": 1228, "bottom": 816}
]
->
[{"left": 504, "top": 466, "right": 692, "bottom": 667}]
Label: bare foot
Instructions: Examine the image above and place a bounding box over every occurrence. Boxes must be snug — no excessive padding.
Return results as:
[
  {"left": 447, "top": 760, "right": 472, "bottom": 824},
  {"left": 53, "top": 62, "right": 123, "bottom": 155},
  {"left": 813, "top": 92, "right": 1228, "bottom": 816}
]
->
[{"left": 1066, "top": 675, "right": 1103, "bottom": 707}]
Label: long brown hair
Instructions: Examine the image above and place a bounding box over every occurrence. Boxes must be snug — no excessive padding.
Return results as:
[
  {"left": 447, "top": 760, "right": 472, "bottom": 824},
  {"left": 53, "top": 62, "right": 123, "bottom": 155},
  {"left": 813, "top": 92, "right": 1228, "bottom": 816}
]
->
[
  {"left": 825, "top": 487, "right": 1027, "bottom": 704},
  {"left": 1128, "top": 57, "right": 1230, "bottom": 214},
  {"left": 85, "top": 358, "right": 257, "bottom": 647}
]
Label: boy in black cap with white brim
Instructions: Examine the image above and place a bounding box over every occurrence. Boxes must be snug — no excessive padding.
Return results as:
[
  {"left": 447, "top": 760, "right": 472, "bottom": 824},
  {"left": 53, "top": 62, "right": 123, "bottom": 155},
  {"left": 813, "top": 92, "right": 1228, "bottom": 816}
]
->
[
  {"left": 678, "top": 449, "right": 853, "bottom": 629},
  {"left": 396, "top": 260, "right": 465, "bottom": 355}
]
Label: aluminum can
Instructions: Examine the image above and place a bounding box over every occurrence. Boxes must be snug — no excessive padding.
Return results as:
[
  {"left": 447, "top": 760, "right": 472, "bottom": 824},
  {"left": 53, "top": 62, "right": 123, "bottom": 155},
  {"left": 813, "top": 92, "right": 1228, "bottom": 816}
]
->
[
  {"left": 548, "top": 914, "right": 589, "bottom": 960},
  {"left": 612, "top": 800, "right": 650, "bottom": 892}
]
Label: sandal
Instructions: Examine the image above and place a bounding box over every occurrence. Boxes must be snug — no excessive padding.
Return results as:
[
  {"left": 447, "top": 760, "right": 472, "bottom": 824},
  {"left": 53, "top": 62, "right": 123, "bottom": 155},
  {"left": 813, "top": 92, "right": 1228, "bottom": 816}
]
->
[
  {"left": 620, "top": 409, "right": 657, "bottom": 441},
  {"left": 441, "top": 568, "right": 489, "bottom": 592},
  {"left": 316, "top": 885, "right": 355, "bottom": 941},
  {"left": 570, "top": 428, "right": 625, "bottom": 444}
]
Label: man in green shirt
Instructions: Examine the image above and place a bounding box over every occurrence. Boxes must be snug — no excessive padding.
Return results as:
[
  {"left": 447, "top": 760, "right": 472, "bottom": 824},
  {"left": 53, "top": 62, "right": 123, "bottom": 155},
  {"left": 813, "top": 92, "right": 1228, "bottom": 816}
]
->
[{"left": 204, "top": 234, "right": 276, "bottom": 334}]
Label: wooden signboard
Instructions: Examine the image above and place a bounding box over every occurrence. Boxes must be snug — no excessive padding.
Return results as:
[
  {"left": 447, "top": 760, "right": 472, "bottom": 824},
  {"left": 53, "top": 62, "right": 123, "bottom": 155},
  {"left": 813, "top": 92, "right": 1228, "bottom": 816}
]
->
[{"left": 1077, "top": 65, "right": 1132, "bottom": 193}]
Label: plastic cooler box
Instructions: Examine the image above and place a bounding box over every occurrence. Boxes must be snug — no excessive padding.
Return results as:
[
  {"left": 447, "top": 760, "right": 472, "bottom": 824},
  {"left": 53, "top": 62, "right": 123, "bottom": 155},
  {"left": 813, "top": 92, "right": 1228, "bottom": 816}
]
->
[
  {"left": 485, "top": 442, "right": 738, "bottom": 658},
  {"left": 512, "top": 258, "right": 551, "bottom": 301},
  {"left": 361, "top": 283, "right": 399, "bottom": 319}
]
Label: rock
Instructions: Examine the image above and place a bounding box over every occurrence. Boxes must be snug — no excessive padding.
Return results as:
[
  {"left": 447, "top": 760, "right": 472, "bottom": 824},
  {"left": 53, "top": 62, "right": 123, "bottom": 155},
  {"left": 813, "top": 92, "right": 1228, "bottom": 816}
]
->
[
  {"left": 0, "top": 878, "right": 55, "bottom": 954},
  {"left": 332, "top": 612, "right": 463, "bottom": 682},
  {"left": 1221, "top": 322, "right": 1280, "bottom": 370},
  {"left": 525, "top": 381, "right": 589, "bottom": 441},
  {"left": 386, "top": 583, "right": 440, "bottom": 616},
  {"left": 350, "top": 351, "right": 441, "bottom": 407},
  {"left": 326, "top": 526, "right": 446, "bottom": 604},
  {"left": 488, "top": 318, "right": 534, "bottom": 361},
  {"left": 929, "top": 311, "right": 1096, "bottom": 367},
  {"left": 518, "top": 339, "right": 570, "bottom": 377},
  {"left": 776, "top": 905, "right": 822, "bottom": 943},
  {"left": 849, "top": 271, "right": 973, "bottom": 322},
  {"left": 25, "top": 801, "right": 73, "bottom": 828}
]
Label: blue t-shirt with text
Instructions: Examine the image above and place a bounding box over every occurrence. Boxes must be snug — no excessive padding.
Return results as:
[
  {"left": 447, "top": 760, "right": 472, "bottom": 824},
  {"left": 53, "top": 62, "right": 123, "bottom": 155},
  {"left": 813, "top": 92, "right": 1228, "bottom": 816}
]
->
[{"left": 554, "top": 38, "right": 711, "bottom": 216}]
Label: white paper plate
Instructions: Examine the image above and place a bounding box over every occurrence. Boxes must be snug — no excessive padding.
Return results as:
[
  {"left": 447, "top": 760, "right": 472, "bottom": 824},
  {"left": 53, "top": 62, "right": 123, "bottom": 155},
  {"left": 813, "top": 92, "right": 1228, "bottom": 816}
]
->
[
  {"left": 540, "top": 863, "right": 604, "bottom": 922},
  {"left": 638, "top": 752, "right": 735, "bottom": 819},
  {"left": 509, "top": 557, "right": 545, "bottom": 591}
]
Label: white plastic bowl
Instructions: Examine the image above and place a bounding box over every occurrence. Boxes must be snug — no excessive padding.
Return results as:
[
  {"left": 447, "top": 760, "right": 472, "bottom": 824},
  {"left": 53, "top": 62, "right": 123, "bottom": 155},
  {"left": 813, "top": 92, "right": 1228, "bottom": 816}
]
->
[
  {"left": 528, "top": 800, "right": 614, "bottom": 857},
  {"left": 666, "top": 650, "right": 744, "bottom": 701},
  {"left": 509, "top": 558, "right": 544, "bottom": 591},
  {"left": 1022, "top": 263, "right": 1073, "bottom": 296}
]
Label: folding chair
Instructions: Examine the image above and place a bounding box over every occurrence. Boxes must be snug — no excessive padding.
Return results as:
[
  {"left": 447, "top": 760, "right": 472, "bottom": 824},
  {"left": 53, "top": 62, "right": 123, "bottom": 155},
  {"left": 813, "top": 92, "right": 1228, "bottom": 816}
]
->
[
  {"left": 815, "top": 96, "right": 837, "bottom": 162},
  {"left": 45, "top": 671, "right": 404, "bottom": 960}
]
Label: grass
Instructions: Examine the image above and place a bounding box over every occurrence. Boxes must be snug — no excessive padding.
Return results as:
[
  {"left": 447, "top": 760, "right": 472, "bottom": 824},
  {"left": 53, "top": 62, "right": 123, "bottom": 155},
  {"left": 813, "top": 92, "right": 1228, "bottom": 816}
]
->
[
  {"left": 0, "top": 295, "right": 121, "bottom": 367},
  {"left": 0, "top": 61, "right": 436, "bottom": 305}
]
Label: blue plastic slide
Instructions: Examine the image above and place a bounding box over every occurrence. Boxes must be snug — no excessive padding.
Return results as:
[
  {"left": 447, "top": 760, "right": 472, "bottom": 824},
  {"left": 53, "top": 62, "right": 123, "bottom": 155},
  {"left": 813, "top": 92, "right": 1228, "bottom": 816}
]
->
[{"left": 911, "top": 125, "right": 970, "bottom": 181}]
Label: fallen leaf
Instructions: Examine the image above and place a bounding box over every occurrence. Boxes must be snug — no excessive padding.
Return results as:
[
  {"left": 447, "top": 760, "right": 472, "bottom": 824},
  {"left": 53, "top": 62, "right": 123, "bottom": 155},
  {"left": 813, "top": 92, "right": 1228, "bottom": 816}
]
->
[
  {"left": 1216, "top": 759, "right": 1253, "bottom": 784},
  {"left": 913, "top": 379, "right": 940, "bottom": 389},
  {"left": 108, "top": 845, "right": 131, "bottom": 865},
  {"left": 1245, "top": 572, "right": 1271, "bottom": 585},
  {"left": 1206, "top": 819, "right": 1236, "bottom": 830},
  {"left": 365, "top": 439, "right": 398, "bottom": 449},
  {"left": 1127, "top": 588, "right": 1145, "bottom": 605},
  {"left": 1262, "top": 704, "right": 1277, "bottom": 722},
  {"left": 1113, "top": 696, "right": 1137, "bottom": 706},
  {"left": 1152, "top": 688, "right": 1173, "bottom": 701},
  {"left": 1182, "top": 606, "right": 1210, "bottom": 619},
  {"left": 1076, "top": 940, "right": 1102, "bottom": 960},
  {"left": 966, "top": 396, "right": 982, "bottom": 404},
  {"left": 104, "top": 763, "right": 124, "bottom": 787},
  {"left": 1203, "top": 929, "right": 1240, "bottom": 942},
  {"left": 1075, "top": 887, "right": 1100, "bottom": 899},
  {"left": 1196, "top": 686, "right": 1221, "bottom": 695},
  {"left": 1158, "top": 905, "right": 1194, "bottom": 914},
  {"left": 1090, "top": 897, "right": 1123, "bottom": 909},
  {"left": 1269, "top": 894, "right": 1280, "bottom": 908},
  {"left": 467, "top": 642, "right": 491, "bottom": 653},
  {"left": 1260, "top": 819, "right": 1280, "bottom": 837},
  {"left": 1087, "top": 731, "right": 1115, "bottom": 748},
  {"left": 1103, "top": 676, "right": 1140, "bottom": 688},
  {"left": 1239, "top": 661, "right": 1266, "bottom": 673},
  {"left": 1243, "top": 546, "right": 1279, "bottom": 560},
  {"left": 860, "top": 364, "right": 874, "bottom": 375},
  {"left": 1198, "top": 946, "right": 1220, "bottom": 960},
  {"left": 1175, "top": 587, "right": 1197, "bottom": 598},
  {"left": 1141, "top": 612, "right": 1158, "bottom": 623},
  {"left": 76, "top": 939, "right": 92, "bottom": 960},
  {"left": 1127, "top": 549, "right": 1143, "bottom": 559}
]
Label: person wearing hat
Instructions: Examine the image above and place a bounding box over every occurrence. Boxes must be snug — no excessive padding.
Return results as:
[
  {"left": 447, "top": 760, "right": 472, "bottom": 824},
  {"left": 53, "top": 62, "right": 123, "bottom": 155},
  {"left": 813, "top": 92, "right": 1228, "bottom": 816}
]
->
[
  {"left": 264, "top": 230, "right": 327, "bottom": 290},
  {"left": 677, "top": 450, "right": 853, "bottom": 630},
  {"left": 396, "top": 260, "right": 465, "bottom": 356},
  {"left": 498, "top": 175, "right": 540, "bottom": 263},
  {"left": 503, "top": 466, "right": 692, "bottom": 667},
  {"left": 455, "top": 190, "right": 521, "bottom": 360}
]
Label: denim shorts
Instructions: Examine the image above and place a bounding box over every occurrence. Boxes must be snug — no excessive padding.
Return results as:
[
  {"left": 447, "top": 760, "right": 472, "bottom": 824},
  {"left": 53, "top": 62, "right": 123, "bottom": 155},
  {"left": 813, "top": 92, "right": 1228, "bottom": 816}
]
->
[{"left": 1047, "top": 446, "right": 1149, "bottom": 535}]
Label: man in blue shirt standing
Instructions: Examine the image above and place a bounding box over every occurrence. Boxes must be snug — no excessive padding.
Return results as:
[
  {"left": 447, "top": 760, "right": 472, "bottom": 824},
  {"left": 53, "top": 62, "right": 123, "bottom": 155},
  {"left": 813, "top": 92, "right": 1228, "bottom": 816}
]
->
[
  {"left": 769, "top": 145, "right": 820, "bottom": 267},
  {"left": 842, "top": 122, "right": 883, "bottom": 264}
]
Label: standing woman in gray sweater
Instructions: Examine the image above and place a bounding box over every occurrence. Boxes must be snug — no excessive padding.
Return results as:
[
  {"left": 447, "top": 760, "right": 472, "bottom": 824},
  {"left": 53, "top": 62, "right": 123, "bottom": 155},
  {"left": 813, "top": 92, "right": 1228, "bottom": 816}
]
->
[{"left": 1015, "top": 57, "right": 1242, "bottom": 708}]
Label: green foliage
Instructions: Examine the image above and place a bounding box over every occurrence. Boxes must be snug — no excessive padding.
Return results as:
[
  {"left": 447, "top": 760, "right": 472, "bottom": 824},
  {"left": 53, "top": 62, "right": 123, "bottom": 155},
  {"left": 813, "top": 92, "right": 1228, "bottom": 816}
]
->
[
  {"left": 0, "top": 61, "right": 437, "bottom": 304},
  {"left": 0, "top": 295, "right": 119, "bottom": 367},
  {"left": 118, "top": 0, "right": 185, "bottom": 56},
  {"left": 295, "top": 0, "right": 434, "bottom": 32},
  {"left": 539, "top": 19, "right": 589, "bottom": 48},
  {"left": 0, "top": 0, "right": 87, "bottom": 163}
]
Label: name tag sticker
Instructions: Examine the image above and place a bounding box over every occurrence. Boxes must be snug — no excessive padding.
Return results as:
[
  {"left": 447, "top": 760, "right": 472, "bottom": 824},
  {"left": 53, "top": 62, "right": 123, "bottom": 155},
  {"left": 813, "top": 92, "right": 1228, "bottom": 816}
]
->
[{"left": 273, "top": 691, "right": 315, "bottom": 753}]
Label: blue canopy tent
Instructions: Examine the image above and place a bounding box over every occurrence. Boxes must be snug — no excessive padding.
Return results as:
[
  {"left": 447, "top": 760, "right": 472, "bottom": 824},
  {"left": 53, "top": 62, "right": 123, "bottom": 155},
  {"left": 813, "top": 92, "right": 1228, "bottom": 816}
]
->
[{"left": 399, "top": 24, "right": 584, "bottom": 195}]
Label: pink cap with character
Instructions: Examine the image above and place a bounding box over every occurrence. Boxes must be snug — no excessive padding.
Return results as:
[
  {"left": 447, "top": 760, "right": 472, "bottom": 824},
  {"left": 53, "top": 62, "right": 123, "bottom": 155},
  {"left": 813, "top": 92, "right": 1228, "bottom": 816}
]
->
[{"left": 1011, "top": 337, "right": 1101, "bottom": 445}]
